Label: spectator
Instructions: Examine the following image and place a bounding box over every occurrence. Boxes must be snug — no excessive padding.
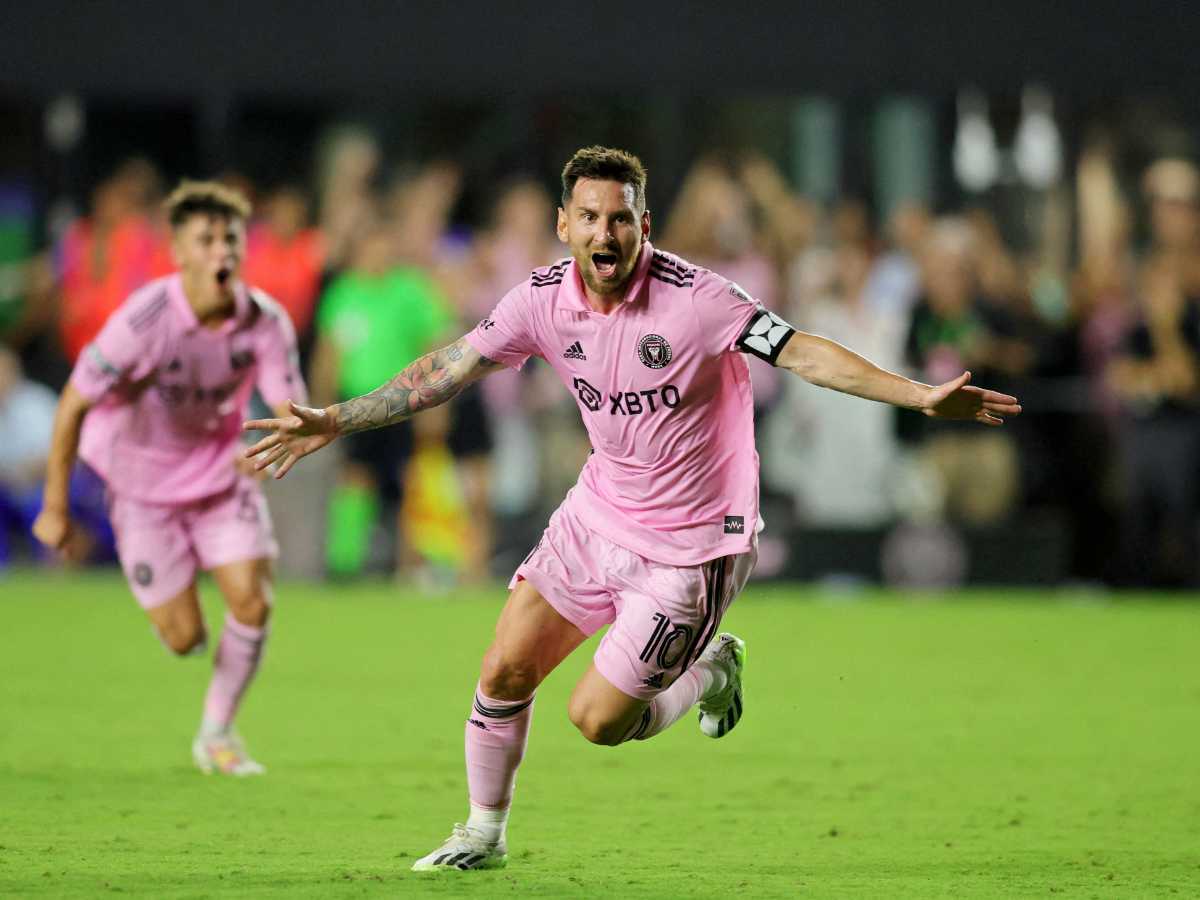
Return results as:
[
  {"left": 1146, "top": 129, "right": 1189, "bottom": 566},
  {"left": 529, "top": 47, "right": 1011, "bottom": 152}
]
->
[
  {"left": 56, "top": 159, "right": 171, "bottom": 362},
  {"left": 864, "top": 201, "right": 930, "bottom": 318},
  {"left": 663, "top": 158, "right": 783, "bottom": 406},
  {"left": 243, "top": 185, "right": 324, "bottom": 344},
  {"left": 764, "top": 240, "right": 907, "bottom": 526},
  {"left": 315, "top": 125, "right": 381, "bottom": 275},
  {"left": 904, "top": 218, "right": 1020, "bottom": 525},
  {"left": 465, "top": 179, "right": 564, "bottom": 521},
  {"left": 0, "top": 344, "right": 55, "bottom": 564},
  {"left": 1108, "top": 157, "right": 1200, "bottom": 586},
  {"left": 0, "top": 345, "right": 112, "bottom": 566},
  {"left": 310, "top": 223, "right": 456, "bottom": 578}
]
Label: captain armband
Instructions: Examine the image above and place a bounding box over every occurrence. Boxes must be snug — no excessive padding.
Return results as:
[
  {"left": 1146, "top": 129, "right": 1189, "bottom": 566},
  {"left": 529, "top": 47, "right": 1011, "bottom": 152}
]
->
[{"left": 734, "top": 305, "right": 797, "bottom": 366}]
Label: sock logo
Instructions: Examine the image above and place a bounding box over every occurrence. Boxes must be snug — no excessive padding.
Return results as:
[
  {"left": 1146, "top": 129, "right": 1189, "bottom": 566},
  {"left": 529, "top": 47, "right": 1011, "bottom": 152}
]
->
[
  {"left": 724, "top": 516, "right": 745, "bottom": 534},
  {"left": 641, "top": 671, "right": 665, "bottom": 689},
  {"left": 563, "top": 341, "right": 587, "bottom": 360},
  {"left": 467, "top": 718, "right": 488, "bottom": 730}
]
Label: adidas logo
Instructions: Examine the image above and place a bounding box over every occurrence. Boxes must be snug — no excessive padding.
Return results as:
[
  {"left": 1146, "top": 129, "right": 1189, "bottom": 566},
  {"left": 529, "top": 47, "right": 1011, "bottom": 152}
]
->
[
  {"left": 467, "top": 718, "right": 488, "bottom": 730},
  {"left": 563, "top": 341, "right": 587, "bottom": 360}
]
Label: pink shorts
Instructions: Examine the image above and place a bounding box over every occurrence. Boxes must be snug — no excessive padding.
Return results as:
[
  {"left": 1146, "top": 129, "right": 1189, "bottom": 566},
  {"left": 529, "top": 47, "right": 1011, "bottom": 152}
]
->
[
  {"left": 512, "top": 502, "right": 757, "bottom": 701},
  {"left": 108, "top": 475, "right": 278, "bottom": 609}
]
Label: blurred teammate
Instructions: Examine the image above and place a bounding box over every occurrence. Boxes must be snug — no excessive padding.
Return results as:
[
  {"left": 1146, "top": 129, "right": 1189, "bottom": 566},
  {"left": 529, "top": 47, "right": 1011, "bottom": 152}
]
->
[
  {"left": 245, "top": 147, "right": 1020, "bottom": 867},
  {"left": 34, "top": 181, "right": 306, "bottom": 776}
]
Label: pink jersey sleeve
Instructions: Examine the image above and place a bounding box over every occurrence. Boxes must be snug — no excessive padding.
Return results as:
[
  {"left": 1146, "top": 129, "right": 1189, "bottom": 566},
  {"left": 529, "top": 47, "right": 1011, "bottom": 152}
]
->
[
  {"left": 692, "top": 268, "right": 797, "bottom": 365},
  {"left": 69, "top": 302, "right": 160, "bottom": 402},
  {"left": 253, "top": 296, "right": 308, "bottom": 408},
  {"left": 464, "top": 283, "right": 539, "bottom": 370},
  {"left": 691, "top": 269, "right": 765, "bottom": 356}
]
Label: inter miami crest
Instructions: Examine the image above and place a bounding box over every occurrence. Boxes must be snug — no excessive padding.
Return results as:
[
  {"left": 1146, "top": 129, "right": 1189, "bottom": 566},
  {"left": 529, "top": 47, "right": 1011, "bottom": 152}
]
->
[{"left": 637, "top": 333, "right": 672, "bottom": 369}]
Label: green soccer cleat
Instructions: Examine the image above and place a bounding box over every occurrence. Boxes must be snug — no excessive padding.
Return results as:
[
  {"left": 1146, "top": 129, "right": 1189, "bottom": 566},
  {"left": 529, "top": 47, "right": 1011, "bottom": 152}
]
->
[
  {"left": 411, "top": 824, "right": 508, "bottom": 872},
  {"left": 697, "top": 632, "right": 746, "bottom": 738}
]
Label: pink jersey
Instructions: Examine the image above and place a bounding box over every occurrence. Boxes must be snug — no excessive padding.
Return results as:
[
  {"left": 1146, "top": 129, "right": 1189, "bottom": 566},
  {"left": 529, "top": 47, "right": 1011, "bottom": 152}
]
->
[
  {"left": 466, "top": 242, "right": 765, "bottom": 566},
  {"left": 71, "top": 273, "right": 307, "bottom": 505}
]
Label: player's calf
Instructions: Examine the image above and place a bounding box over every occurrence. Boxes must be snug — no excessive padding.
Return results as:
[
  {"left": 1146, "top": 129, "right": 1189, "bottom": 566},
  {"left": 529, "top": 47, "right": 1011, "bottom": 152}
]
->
[{"left": 567, "top": 666, "right": 648, "bottom": 746}]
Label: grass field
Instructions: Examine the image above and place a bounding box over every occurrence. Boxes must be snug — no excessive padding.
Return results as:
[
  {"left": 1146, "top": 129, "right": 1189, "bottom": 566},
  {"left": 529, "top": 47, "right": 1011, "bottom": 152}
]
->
[{"left": 1, "top": 571, "right": 1198, "bottom": 898}]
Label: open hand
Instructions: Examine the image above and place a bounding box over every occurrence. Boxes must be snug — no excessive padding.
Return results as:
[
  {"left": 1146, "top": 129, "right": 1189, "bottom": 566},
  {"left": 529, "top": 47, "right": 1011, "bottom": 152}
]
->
[
  {"left": 243, "top": 401, "right": 339, "bottom": 479},
  {"left": 923, "top": 371, "right": 1022, "bottom": 426}
]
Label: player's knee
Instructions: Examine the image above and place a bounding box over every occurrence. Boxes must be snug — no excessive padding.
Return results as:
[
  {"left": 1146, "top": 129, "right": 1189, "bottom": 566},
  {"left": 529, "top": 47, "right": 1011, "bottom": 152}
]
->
[
  {"left": 568, "top": 702, "right": 625, "bottom": 747},
  {"left": 478, "top": 651, "right": 539, "bottom": 701},
  {"left": 226, "top": 590, "right": 271, "bottom": 628},
  {"left": 158, "top": 621, "right": 207, "bottom": 656}
]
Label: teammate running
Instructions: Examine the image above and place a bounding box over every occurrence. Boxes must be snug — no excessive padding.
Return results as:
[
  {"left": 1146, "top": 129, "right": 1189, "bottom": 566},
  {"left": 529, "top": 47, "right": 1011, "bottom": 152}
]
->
[
  {"left": 244, "top": 147, "right": 1020, "bottom": 867},
  {"left": 34, "top": 181, "right": 307, "bottom": 776}
]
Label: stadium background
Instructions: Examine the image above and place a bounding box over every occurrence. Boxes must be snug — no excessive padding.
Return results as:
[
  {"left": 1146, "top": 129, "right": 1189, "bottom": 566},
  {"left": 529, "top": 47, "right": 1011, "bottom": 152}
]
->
[
  {"left": 4, "top": 2, "right": 1200, "bottom": 587},
  {"left": 2, "top": 4, "right": 1199, "bottom": 897}
]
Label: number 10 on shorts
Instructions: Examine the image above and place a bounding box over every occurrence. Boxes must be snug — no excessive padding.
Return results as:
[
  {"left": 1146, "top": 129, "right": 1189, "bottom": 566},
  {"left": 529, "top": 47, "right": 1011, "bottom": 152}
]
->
[{"left": 639, "top": 613, "right": 694, "bottom": 670}]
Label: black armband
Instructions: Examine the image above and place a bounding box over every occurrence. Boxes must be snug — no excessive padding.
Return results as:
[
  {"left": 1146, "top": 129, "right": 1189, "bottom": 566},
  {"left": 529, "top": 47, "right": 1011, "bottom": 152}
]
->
[{"left": 735, "top": 305, "right": 797, "bottom": 365}]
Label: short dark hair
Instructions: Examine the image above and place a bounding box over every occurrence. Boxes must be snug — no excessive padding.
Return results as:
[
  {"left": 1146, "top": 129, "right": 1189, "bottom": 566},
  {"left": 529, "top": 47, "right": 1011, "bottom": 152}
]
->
[
  {"left": 164, "top": 179, "right": 251, "bottom": 227},
  {"left": 561, "top": 146, "right": 647, "bottom": 211}
]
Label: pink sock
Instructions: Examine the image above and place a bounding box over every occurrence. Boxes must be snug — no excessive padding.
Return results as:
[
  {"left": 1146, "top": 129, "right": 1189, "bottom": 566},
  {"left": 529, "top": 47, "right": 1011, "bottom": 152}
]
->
[
  {"left": 465, "top": 685, "right": 535, "bottom": 810},
  {"left": 202, "top": 614, "right": 267, "bottom": 731},
  {"left": 628, "top": 658, "right": 723, "bottom": 742}
]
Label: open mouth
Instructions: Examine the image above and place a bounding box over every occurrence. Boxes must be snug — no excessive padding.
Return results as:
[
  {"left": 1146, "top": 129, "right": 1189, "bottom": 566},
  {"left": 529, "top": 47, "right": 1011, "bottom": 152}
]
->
[
  {"left": 216, "top": 268, "right": 232, "bottom": 285},
  {"left": 592, "top": 252, "right": 619, "bottom": 278}
]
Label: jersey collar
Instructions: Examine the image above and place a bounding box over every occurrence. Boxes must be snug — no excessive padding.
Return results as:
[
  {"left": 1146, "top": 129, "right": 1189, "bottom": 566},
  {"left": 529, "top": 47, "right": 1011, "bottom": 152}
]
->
[
  {"left": 168, "top": 272, "right": 251, "bottom": 333},
  {"left": 563, "top": 241, "right": 655, "bottom": 312}
]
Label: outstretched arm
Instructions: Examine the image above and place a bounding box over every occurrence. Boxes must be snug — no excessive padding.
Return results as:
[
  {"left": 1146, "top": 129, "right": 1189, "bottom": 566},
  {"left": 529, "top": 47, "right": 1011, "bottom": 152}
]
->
[
  {"left": 776, "top": 330, "right": 1022, "bottom": 425},
  {"left": 243, "top": 336, "right": 503, "bottom": 478}
]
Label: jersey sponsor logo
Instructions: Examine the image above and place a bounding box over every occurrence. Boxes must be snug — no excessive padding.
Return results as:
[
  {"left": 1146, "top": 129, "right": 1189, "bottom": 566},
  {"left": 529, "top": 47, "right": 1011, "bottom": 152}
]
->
[
  {"left": 574, "top": 377, "right": 682, "bottom": 415},
  {"left": 735, "top": 305, "right": 796, "bottom": 365},
  {"left": 724, "top": 515, "right": 745, "bottom": 534},
  {"left": 156, "top": 380, "right": 239, "bottom": 407},
  {"left": 637, "top": 333, "right": 673, "bottom": 369},
  {"left": 563, "top": 341, "right": 587, "bottom": 360},
  {"left": 573, "top": 377, "right": 604, "bottom": 411}
]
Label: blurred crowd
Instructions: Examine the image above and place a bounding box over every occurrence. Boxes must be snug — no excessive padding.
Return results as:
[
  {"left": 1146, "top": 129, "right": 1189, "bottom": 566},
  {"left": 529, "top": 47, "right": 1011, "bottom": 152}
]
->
[{"left": 3, "top": 123, "right": 1199, "bottom": 588}]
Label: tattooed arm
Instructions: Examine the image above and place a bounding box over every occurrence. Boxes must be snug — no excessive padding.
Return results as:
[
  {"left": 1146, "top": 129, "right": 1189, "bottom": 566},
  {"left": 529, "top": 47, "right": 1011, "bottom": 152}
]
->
[
  {"left": 333, "top": 338, "right": 501, "bottom": 434},
  {"left": 242, "top": 337, "right": 503, "bottom": 478}
]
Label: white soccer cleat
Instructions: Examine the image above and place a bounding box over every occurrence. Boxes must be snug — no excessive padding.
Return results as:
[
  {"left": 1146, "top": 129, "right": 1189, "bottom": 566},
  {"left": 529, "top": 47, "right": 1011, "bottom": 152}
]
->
[
  {"left": 697, "top": 632, "right": 746, "bottom": 739},
  {"left": 192, "top": 730, "right": 266, "bottom": 776},
  {"left": 410, "top": 824, "right": 508, "bottom": 872}
]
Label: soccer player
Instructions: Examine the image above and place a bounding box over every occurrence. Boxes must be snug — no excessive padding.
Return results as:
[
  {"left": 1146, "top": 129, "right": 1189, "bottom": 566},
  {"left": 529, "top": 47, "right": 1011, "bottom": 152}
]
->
[
  {"left": 244, "top": 147, "right": 1021, "bottom": 867},
  {"left": 33, "top": 180, "right": 307, "bottom": 776}
]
